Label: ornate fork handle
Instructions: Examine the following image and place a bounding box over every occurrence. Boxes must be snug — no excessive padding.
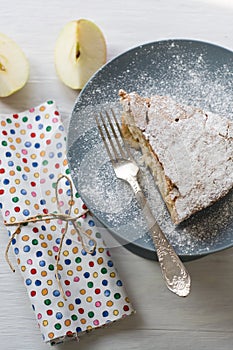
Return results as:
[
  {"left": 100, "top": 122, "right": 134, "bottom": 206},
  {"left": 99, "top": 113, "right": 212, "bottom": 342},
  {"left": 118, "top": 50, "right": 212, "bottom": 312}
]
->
[{"left": 127, "top": 175, "right": 191, "bottom": 297}]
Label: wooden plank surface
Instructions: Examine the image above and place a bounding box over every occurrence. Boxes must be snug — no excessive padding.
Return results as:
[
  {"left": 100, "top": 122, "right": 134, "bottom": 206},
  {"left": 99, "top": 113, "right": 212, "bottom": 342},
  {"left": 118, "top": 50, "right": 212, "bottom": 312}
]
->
[{"left": 1, "top": 0, "right": 233, "bottom": 349}]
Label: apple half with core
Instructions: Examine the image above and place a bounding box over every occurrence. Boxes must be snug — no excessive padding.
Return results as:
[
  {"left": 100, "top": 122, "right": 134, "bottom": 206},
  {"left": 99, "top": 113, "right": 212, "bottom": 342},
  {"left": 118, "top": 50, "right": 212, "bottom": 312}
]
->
[
  {"left": 0, "top": 33, "right": 29, "bottom": 97},
  {"left": 54, "top": 19, "right": 107, "bottom": 89}
]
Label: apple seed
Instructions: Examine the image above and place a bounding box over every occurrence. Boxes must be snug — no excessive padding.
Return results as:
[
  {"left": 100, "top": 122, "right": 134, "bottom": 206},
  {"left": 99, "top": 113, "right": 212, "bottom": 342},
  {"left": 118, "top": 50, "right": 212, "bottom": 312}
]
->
[
  {"left": 0, "top": 61, "right": 6, "bottom": 71},
  {"left": 76, "top": 43, "right": 80, "bottom": 60}
]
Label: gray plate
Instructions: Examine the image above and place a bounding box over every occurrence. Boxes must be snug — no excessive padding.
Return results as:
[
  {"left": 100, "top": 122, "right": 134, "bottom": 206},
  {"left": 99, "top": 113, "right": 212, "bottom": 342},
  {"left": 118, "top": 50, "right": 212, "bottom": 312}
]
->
[{"left": 67, "top": 39, "right": 233, "bottom": 261}]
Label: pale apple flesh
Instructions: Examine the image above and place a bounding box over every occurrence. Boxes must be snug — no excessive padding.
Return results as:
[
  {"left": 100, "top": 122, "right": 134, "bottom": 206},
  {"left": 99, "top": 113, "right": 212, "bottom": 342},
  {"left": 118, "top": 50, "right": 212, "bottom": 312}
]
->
[
  {"left": 0, "top": 33, "right": 29, "bottom": 97},
  {"left": 55, "top": 19, "right": 107, "bottom": 90}
]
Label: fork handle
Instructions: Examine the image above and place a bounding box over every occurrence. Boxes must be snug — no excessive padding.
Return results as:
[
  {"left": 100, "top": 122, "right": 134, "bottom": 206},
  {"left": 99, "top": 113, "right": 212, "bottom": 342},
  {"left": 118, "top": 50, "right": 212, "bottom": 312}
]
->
[{"left": 127, "top": 176, "right": 191, "bottom": 297}]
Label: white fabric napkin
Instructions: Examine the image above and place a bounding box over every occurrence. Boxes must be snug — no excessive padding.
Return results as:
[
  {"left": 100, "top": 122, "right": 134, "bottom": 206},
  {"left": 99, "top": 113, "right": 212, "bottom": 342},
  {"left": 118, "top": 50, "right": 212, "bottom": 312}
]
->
[{"left": 0, "top": 101, "right": 135, "bottom": 345}]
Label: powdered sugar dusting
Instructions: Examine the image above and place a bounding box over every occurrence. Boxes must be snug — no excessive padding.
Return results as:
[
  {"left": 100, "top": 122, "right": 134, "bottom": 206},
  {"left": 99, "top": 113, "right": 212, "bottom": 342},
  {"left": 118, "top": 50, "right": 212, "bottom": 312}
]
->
[
  {"left": 68, "top": 40, "right": 233, "bottom": 258},
  {"left": 121, "top": 91, "right": 233, "bottom": 224}
]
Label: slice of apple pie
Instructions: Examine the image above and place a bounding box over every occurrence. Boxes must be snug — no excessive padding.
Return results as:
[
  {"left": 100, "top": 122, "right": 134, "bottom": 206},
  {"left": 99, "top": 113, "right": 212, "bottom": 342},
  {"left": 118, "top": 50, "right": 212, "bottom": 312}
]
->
[{"left": 119, "top": 89, "right": 233, "bottom": 224}]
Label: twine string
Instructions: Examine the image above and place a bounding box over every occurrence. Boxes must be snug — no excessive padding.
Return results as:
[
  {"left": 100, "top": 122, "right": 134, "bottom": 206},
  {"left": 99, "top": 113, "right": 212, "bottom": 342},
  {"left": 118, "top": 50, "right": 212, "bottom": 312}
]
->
[{"left": 4, "top": 174, "right": 97, "bottom": 301}]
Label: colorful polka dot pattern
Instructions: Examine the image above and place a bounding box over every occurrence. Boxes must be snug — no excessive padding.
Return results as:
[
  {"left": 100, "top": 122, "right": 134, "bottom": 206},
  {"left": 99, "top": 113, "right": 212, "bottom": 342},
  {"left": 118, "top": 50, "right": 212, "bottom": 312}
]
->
[{"left": 0, "top": 102, "right": 134, "bottom": 345}]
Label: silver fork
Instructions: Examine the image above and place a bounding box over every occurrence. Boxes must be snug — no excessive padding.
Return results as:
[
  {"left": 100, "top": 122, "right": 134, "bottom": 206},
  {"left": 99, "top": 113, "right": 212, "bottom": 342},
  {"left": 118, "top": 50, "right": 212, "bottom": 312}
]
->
[{"left": 95, "top": 109, "right": 191, "bottom": 297}]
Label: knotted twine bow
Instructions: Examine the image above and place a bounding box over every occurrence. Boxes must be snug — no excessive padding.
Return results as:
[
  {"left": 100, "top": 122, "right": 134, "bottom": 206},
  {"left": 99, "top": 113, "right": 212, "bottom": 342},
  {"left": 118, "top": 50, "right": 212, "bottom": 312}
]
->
[{"left": 4, "top": 174, "right": 97, "bottom": 301}]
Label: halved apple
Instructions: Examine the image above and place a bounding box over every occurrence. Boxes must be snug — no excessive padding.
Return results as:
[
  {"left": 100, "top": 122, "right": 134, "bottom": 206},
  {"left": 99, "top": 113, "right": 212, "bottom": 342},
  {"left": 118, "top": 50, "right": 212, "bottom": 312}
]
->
[
  {"left": 0, "top": 33, "right": 29, "bottom": 97},
  {"left": 54, "top": 19, "right": 107, "bottom": 90}
]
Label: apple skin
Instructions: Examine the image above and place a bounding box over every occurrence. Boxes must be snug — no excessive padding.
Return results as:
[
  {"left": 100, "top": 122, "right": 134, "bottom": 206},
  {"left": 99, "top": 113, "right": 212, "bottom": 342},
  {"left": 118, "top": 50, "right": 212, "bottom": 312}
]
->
[
  {"left": 0, "top": 33, "right": 29, "bottom": 97},
  {"left": 54, "top": 19, "right": 107, "bottom": 90}
]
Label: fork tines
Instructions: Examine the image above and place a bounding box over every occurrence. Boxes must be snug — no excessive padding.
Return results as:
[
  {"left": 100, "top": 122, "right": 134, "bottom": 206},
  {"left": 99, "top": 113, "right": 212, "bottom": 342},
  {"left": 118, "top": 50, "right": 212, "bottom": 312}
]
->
[{"left": 95, "top": 109, "right": 132, "bottom": 162}]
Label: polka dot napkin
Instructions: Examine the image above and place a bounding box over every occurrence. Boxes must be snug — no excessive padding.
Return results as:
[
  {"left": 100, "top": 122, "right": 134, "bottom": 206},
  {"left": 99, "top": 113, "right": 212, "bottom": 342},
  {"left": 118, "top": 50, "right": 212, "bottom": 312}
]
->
[{"left": 0, "top": 101, "right": 135, "bottom": 345}]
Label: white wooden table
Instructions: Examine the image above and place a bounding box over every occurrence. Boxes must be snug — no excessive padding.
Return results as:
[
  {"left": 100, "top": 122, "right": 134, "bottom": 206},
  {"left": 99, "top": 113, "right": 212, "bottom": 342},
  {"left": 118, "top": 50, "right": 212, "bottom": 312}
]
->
[{"left": 1, "top": 0, "right": 233, "bottom": 349}]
